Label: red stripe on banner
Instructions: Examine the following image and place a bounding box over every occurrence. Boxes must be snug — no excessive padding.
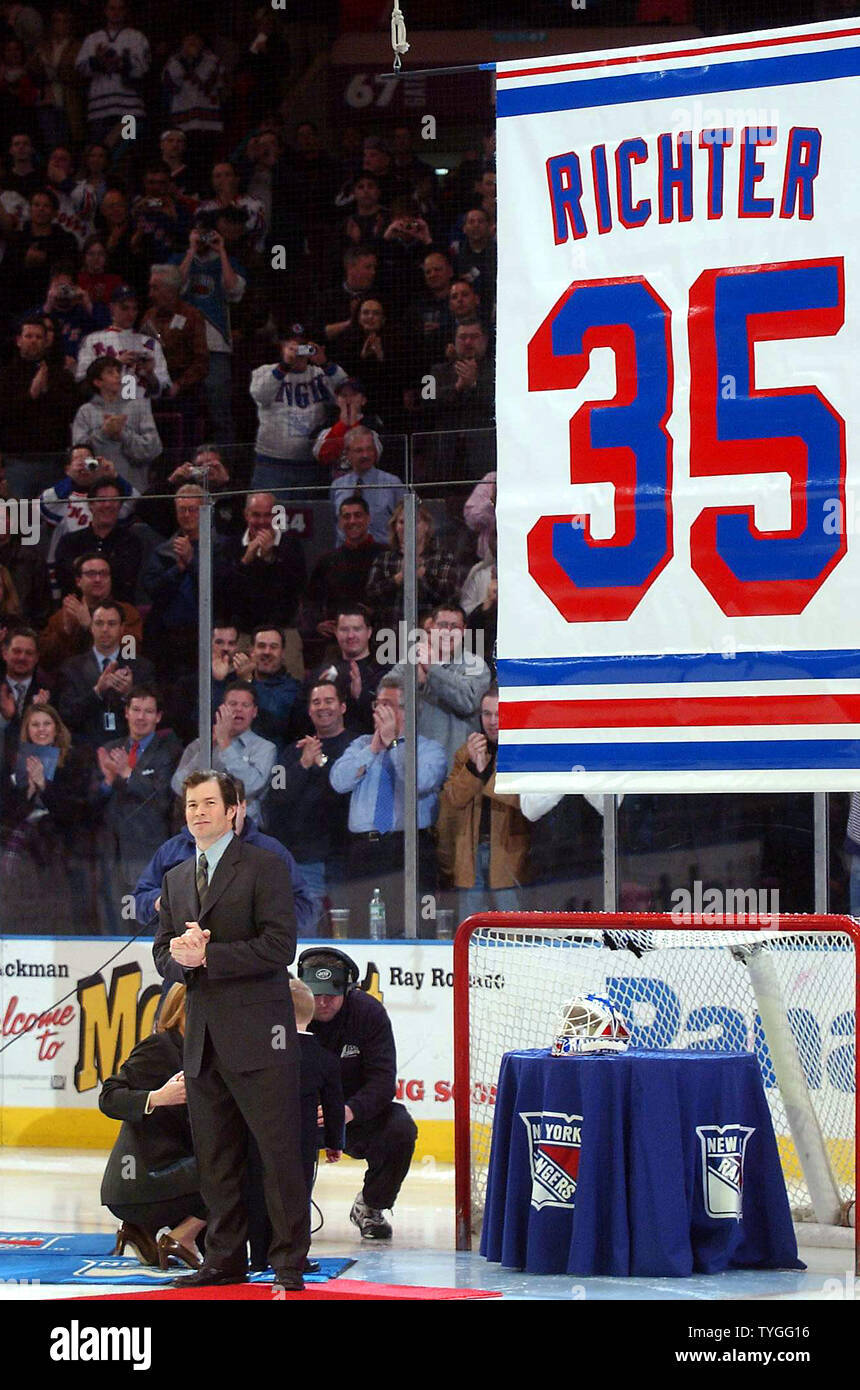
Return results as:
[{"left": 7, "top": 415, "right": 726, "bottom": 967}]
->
[
  {"left": 497, "top": 27, "right": 860, "bottom": 81},
  {"left": 503, "top": 693, "right": 860, "bottom": 730}
]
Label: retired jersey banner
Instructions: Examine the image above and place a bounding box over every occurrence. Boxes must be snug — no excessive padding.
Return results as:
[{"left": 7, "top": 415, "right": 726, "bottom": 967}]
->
[{"left": 494, "top": 19, "right": 860, "bottom": 794}]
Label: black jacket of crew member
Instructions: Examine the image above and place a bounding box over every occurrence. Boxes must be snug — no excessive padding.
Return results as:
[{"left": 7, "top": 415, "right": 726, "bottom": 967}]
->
[{"left": 309, "top": 987, "right": 396, "bottom": 1124}]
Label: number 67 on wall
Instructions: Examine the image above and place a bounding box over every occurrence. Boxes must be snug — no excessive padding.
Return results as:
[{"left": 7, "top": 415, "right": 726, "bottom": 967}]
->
[{"left": 526, "top": 259, "right": 846, "bottom": 622}]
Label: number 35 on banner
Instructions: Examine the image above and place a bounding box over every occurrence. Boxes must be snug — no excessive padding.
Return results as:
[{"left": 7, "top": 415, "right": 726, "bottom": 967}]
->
[{"left": 526, "top": 259, "right": 846, "bottom": 623}]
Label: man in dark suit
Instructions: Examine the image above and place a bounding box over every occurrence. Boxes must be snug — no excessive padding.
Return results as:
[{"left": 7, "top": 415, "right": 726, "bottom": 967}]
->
[
  {"left": 153, "top": 770, "right": 309, "bottom": 1291},
  {"left": 98, "top": 685, "right": 183, "bottom": 894},
  {"left": 56, "top": 602, "right": 156, "bottom": 746},
  {"left": 0, "top": 628, "right": 53, "bottom": 763}
]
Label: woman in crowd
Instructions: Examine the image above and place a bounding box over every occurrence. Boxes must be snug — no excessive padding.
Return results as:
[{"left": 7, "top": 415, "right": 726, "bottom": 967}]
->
[
  {"left": 366, "top": 500, "right": 460, "bottom": 632},
  {"left": 0, "top": 702, "right": 104, "bottom": 934},
  {"left": 99, "top": 983, "right": 206, "bottom": 1269},
  {"left": 333, "top": 295, "right": 411, "bottom": 429},
  {"left": 77, "top": 232, "right": 122, "bottom": 307}
]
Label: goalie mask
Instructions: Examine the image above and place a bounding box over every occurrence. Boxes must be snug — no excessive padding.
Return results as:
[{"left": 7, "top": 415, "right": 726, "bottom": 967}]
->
[{"left": 551, "top": 994, "right": 631, "bottom": 1056}]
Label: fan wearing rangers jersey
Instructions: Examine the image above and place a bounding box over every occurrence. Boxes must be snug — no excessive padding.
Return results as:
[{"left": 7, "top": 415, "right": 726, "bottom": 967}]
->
[
  {"left": 250, "top": 332, "right": 347, "bottom": 491},
  {"left": 76, "top": 283, "right": 171, "bottom": 397},
  {"left": 75, "top": 0, "right": 150, "bottom": 143}
]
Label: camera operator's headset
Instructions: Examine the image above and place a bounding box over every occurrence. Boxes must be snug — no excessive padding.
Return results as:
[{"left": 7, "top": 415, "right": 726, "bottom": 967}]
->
[{"left": 297, "top": 947, "right": 360, "bottom": 995}]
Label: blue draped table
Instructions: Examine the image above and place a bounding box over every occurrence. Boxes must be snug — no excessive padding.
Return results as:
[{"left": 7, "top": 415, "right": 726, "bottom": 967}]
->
[{"left": 480, "top": 1048, "right": 803, "bottom": 1277}]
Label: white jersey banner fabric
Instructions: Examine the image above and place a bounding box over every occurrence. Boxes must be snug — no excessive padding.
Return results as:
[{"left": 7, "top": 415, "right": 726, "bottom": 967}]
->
[{"left": 495, "top": 19, "right": 860, "bottom": 794}]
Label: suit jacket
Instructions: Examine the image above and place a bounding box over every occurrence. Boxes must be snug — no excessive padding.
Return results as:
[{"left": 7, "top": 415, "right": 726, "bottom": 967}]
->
[
  {"left": 99, "top": 1028, "right": 199, "bottom": 1207},
  {"left": 153, "top": 837, "right": 298, "bottom": 1078},
  {"left": 103, "top": 729, "right": 183, "bottom": 876},
  {"left": 56, "top": 650, "right": 156, "bottom": 746}
]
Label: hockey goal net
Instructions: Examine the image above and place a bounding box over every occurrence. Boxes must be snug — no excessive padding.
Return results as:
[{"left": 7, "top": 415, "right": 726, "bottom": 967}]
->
[{"left": 453, "top": 913, "right": 858, "bottom": 1257}]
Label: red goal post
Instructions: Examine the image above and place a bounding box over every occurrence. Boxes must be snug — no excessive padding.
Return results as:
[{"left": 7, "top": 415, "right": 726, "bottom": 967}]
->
[{"left": 453, "top": 912, "right": 859, "bottom": 1260}]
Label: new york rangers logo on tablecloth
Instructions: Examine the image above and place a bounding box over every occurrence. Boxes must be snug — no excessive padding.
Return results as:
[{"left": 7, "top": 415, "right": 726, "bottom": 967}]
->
[
  {"left": 696, "top": 1124, "right": 755, "bottom": 1219},
  {"left": 519, "top": 1111, "right": 582, "bottom": 1210}
]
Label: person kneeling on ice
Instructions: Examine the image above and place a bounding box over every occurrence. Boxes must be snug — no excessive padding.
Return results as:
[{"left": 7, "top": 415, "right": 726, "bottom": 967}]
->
[{"left": 298, "top": 947, "right": 417, "bottom": 1240}]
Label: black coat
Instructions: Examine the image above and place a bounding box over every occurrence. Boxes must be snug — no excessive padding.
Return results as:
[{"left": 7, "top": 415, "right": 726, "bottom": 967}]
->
[
  {"left": 309, "top": 988, "right": 397, "bottom": 1125},
  {"left": 153, "top": 837, "right": 299, "bottom": 1077},
  {"left": 100, "top": 1028, "right": 199, "bottom": 1207}
]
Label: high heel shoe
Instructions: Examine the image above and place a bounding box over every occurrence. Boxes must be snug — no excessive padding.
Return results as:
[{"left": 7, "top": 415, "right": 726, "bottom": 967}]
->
[
  {"left": 113, "top": 1223, "right": 160, "bottom": 1266},
  {"left": 158, "top": 1233, "right": 203, "bottom": 1271}
]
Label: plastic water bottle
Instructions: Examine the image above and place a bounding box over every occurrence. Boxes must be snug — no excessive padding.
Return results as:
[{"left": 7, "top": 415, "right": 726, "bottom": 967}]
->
[{"left": 369, "top": 887, "right": 386, "bottom": 940}]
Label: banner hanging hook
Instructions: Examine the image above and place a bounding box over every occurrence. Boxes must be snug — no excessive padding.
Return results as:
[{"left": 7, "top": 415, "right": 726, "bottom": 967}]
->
[{"left": 391, "top": 3, "right": 409, "bottom": 73}]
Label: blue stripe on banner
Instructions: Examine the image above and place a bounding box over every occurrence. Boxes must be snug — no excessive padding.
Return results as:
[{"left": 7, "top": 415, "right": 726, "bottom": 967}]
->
[
  {"left": 496, "top": 45, "right": 860, "bottom": 118},
  {"left": 498, "top": 739, "right": 860, "bottom": 772},
  {"left": 497, "top": 651, "right": 860, "bottom": 687}
]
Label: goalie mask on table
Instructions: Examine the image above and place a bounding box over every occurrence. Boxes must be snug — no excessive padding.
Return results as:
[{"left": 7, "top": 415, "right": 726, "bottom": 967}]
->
[{"left": 551, "top": 994, "right": 631, "bottom": 1056}]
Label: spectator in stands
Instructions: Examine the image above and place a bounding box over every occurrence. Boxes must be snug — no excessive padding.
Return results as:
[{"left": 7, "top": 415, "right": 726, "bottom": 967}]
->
[
  {"left": 312, "top": 604, "right": 386, "bottom": 737},
  {"left": 438, "top": 686, "right": 529, "bottom": 917},
  {"left": 77, "top": 232, "right": 122, "bottom": 308},
  {"left": 170, "top": 680, "right": 276, "bottom": 825},
  {"left": 313, "top": 378, "right": 383, "bottom": 475},
  {"left": 264, "top": 679, "right": 353, "bottom": 927},
  {"left": 140, "top": 263, "right": 208, "bottom": 421},
  {"left": 463, "top": 470, "right": 496, "bottom": 560},
  {"left": 389, "top": 604, "right": 491, "bottom": 770},
  {"left": 30, "top": 7, "right": 82, "bottom": 152},
  {"left": 36, "top": 264, "right": 107, "bottom": 363},
  {"left": 0, "top": 316, "right": 79, "bottom": 499},
  {"left": 366, "top": 501, "right": 460, "bottom": 633},
  {"left": 409, "top": 249, "right": 455, "bottom": 371},
  {"left": 465, "top": 565, "right": 497, "bottom": 676},
  {"left": 76, "top": 283, "right": 171, "bottom": 397},
  {"left": 163, "top": 444, "right": 241, "bottom": 539},
  {"left": 214, "top": 491, "right": 307, "bottom": 636},
  {"left": 72, "top": 356, "right": 162, "bottom": 492},
  {"left": 140, "top": 483, "right": 203, "bottom": 676},
  {"left": 128, "top": 163, "right": 184, "bottom": 265},
  {"left": 56, "top": 599, "right": 155, "bottom": 746},
  {"left": 0, "top": 36, "right": 39, "bottom": 137},
  {"left": 0, "top": 503, "right": 50, "bottom": 629},
  {"left": 330, "top": 672, "right": 447, "bottom": 937},
  {"left": 225, "top": 625, "right": 300, "bottom": 748},
  {"left": 301, "top": 497, "right": 385, "bottom": 665},
  {"left": 448, "top": 276, "right": 489, "bottom": 334},
  {"left": 450, "top": 207, "right": 496, "bottom": 308},
  {"left": 40, "top": 450, "right": 137, "bottom": 601},
  {"left": 320, "top": 246, "right": 379, "bottom": 344},
  {"left": 54, "top": 478, "right": 145, "bottom": 603},
  {"left": 300, "top": 945, "right": 417, "bottom": 1240},
  {"left": 161, "top": 33, "right": 225, "bottom": 183},
  {"left": 71, "top": 145, "right": 110, "bottom": 229},
  {"left": 158, "top": 128, "right": 194, "bottom": 198},
  {"left": 75, "top": 0, "right": 150, "bottom": 147},
  {"left": 333, "top": 296, "right": 410, "bottom": 428},
  {"left": 132, "top": 772, "right": 314, "bottom": 935},
  {"left": 42, "top": 145, "right": 93, "bottom": 245},
  {"left": 5, "top": 131, "right": 40, "bottom": 198},
  {"left": 98, "top": 683, "right": 182, "bottom": 893},
  {"left": 340, "top": 173, "right": 387, "bottom": 250},
  {"left": 39, "top": 550, "right": 143, "bottom": 672},
  {"left": 172, "top": 219, "right": 245, "bottom": 444},
  {"left": 0, "top": 700, "right": 105, "bottom": 935},
  {"left": 97, "top": 188, "right": 144, "bottom": 295},
  {"left": 240, "top": 127, "right": 280, "bottom": 241},
  {"left": 0, "top": 627, "right": 51, "bottom": 761},
  {"left": 197, "top": 160, "right": 265, "bottom": 256},
  {"left": 330, "top": 427, "right": 405, "bottom": 545},
  {"left": 249, "top": 331, "right": 347, "bottom": 491}
]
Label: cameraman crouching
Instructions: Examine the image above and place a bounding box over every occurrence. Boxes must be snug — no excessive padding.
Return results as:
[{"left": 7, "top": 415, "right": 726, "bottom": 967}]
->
[{"left": 298, "top": 947, "right": 417, "bottom": 1239}]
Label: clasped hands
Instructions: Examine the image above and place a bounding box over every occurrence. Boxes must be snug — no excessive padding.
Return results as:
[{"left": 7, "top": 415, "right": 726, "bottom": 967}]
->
[{"left": 170, "top": 921, "right": 210, "bottom": 968}]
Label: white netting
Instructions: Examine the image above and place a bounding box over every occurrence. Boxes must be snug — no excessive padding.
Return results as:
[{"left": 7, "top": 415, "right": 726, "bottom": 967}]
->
[{"left": 464, "top": 922, "right": 856, "bottom": 1233}]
